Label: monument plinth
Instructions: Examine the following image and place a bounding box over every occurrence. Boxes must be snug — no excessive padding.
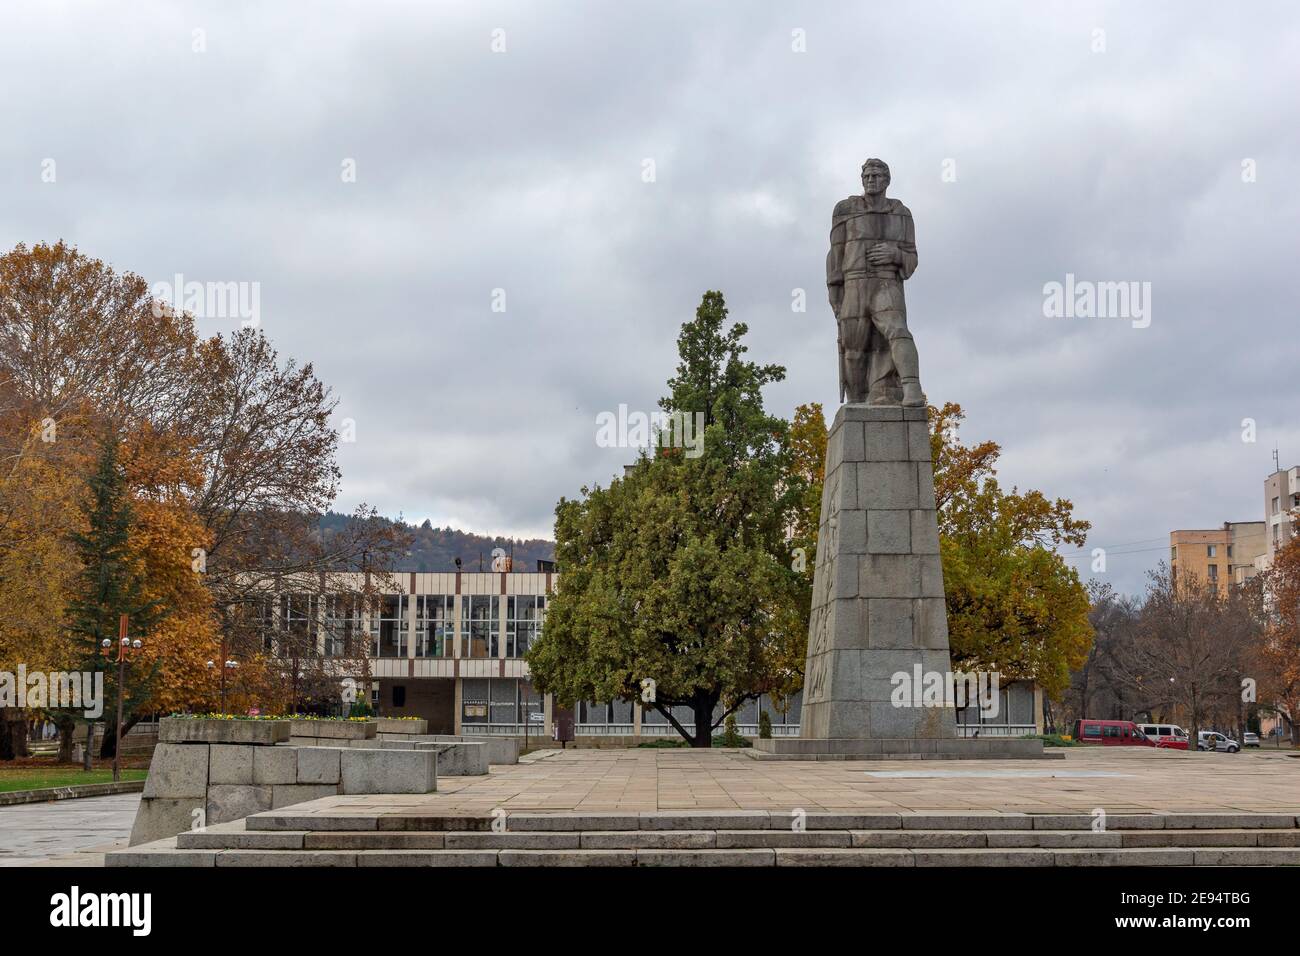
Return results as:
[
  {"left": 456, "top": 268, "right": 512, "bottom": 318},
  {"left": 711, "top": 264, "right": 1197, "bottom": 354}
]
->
[
  {"left": 799, "top": 404, "right": 955, "bottom": 741},
  {"left": 751, "top": 157, "right": 1046, "bottom": 759}
]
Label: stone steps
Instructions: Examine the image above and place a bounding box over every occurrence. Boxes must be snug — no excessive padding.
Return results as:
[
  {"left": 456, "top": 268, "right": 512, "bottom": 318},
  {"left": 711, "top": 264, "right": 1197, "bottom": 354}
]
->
[
  {"left": 239, "top": 808, "right": 1300, "bottom": 832},
  {"left": 107, "top": 809, "right": 1300, "bottom": 866},
  {"left": 172, "top": 825, "right": 1300, "bottom": 851},
  {"left": 109, "top": 839, "right": 1300, "bottom": 867}
]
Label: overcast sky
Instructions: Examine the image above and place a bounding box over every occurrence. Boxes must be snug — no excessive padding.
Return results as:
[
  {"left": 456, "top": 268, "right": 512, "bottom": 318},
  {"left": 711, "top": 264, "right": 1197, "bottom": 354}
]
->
[{"left": 3, "top": 1, "right": 1297, "bottom": 596}]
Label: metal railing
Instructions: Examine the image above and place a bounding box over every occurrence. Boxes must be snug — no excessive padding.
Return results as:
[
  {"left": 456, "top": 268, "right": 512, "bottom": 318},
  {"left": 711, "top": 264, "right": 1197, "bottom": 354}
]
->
[
  {"left": 577, "top": 723, "right": 801, "bottom": 738},
  {"left": 460, "top": 723, "right": 545, "bottom": 736},
  {"left": 956, "top": 723, "right": 1037, "bottom": 738}
]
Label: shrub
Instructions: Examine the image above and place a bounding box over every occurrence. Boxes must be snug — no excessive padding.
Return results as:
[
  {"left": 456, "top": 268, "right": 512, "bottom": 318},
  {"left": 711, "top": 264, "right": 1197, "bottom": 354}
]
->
[
  {"left": 758, "top": 711, "right": 772, "bottom": 739},
  {"left": 719, "top": 713, "right": 748, "bottom": 748}
]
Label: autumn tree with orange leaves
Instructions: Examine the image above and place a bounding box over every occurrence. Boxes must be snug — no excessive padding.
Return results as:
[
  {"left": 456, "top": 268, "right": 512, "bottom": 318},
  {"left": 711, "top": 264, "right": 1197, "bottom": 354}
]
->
[
  {"left": 786, "top": 401, "right": 1093, "bottom": 708},
  {"left": 0, "top": 241, "right": 406, "bottom": 759},
  {"left": 1259, "top": 541, "right": 1300, "bottom": 744}
]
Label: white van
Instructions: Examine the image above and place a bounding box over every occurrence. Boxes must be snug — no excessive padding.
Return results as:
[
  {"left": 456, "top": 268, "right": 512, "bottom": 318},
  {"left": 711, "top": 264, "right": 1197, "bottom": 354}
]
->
[{"left": 1136, "top": 723, "right": 1190, "bottom": 749}]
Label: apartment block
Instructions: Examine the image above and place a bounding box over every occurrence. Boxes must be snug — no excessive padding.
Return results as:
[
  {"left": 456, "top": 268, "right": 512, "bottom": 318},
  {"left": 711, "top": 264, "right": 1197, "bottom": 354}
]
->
[
  {"left": 1169, "top": 521, "right": 1266, "bottom": 593},
  {"left": 1264, "top": 465, "right": 1300, "bottom": 567}
]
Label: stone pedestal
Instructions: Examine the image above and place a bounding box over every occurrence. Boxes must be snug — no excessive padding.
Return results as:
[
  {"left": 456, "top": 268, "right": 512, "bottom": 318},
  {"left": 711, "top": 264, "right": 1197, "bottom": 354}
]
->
[
  {"left": 802, "top": 404, "right": 955, "bottom": 740},
  {"left": 753, "top": 404, "right": 1047, "bottom": 760}
]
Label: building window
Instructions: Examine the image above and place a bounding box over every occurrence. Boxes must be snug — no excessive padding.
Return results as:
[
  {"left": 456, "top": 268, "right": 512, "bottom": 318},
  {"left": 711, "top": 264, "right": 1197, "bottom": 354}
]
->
[
  {"left": 507, "top": 595, "right": 546, "bottom": 658},
  {"left": 520, "top": 680, "right": 543, "bottom": 726},
  {"left": 371, "top": 594, "right": 408, "bottom": 658},
  {"left": 322, "top": 595, "right": 362, "bottom": 657},
  {"left": 1208, "top": 564, "right": 1218, "bottom": 582},
  {"left": 392, "top": 685, "right": 406, "bottom": 708},
  {"left": 279, "top": 594, "right": 315, "bottom": 657},
  {"left": 1170, "top": 546, "right": 1177, "bottom": 562},
  {"left": 416, "top": 595, "right": 454, "bottom": 657},
  {"left": 1206, "top": 544, "right": 1216, "bottom": 557},
  {"left": 461, "top": 677, "right": 535, "bottom": 727},
  {"left": 491, "top": 677, "right": 517, "bottom": 725},
  {"left": 1273, "top": 496, "right": 1280, "bottom": 515},
  {"left": 462, "top": 677, "right": 489, "bottom": 723},
  {"left": 1227, "top": 545, "right": 1234, "bottom": 559},
  {"left": 460, "top": 595, "right": 498, "bottom": 658},
  {"left": 257, "top": 595, "right": 275, "bottom": 654}
]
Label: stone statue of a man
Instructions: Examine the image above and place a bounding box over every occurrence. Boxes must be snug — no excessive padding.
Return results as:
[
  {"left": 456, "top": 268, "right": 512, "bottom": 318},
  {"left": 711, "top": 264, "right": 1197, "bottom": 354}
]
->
[{"left": 826, "top": 158, "right": 924, "bottom": 406}]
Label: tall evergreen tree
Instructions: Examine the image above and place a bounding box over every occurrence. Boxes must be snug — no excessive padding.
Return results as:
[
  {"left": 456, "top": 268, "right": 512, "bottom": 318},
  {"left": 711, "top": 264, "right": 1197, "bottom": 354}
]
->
[
  {"left": 63, "top": 438, "right": 160, "bottom": 764},
  {"left": 528, "top": 292, "right": 805, "bottom": 746}
]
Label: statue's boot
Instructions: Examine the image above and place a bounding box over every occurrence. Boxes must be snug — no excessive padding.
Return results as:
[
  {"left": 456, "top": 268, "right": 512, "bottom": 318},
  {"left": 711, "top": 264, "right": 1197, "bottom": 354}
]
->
[{"left": 900, "top": 377, "right": 926, "bottom": 407}]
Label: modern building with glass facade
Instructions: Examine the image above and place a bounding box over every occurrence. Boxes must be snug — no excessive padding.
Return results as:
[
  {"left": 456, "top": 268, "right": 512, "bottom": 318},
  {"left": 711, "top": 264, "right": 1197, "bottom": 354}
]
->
[
  {"left": 264, "top": 568, "right": 1041, "bottom": 741},
  {"left": 357, "top": 570, "right": 551, "bottom": 736}
]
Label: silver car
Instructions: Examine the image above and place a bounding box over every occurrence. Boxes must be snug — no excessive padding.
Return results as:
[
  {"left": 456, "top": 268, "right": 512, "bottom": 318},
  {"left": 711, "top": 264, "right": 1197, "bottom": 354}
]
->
[{"left": 1197, "top": 731, "right": 1240, "bottom": 753}]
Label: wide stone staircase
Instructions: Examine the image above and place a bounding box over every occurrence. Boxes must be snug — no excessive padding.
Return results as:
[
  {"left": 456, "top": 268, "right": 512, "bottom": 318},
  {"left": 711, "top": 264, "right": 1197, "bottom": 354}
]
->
[{"left": 107, "top": 808, "right": 1300, "bottom": 866}]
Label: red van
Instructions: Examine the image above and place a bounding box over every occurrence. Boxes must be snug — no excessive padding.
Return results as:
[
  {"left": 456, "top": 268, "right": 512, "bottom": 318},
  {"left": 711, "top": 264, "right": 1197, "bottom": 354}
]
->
[{"left": 1072, "top": 719, "right": 1156, "bottom": 747}]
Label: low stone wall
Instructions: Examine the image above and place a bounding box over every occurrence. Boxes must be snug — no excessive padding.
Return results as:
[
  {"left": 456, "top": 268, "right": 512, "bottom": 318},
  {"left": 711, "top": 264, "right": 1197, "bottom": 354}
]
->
[
  {"left": 378, "top": 733, "right": 519, "bottom": 766},
  {"left": 368, "top": 738, "right": 490, "bottom": 775},
  {"left": 130, "top": 719, "right": 437, "bottom": 846},
  {"left": 375, "top": 717, "right": 428, "bottom": 735},
  {"left": 287, "top": 718, "right": 377, "bottom": 747},
  {"left": 0, "top": 779, "right": 145, "bottom": 807}
]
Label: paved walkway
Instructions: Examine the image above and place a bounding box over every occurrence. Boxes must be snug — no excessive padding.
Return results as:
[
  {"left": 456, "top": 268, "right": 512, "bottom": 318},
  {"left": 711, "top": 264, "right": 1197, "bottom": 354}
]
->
[
  {"left": 306, "top": 747, "right": 1300, "bottom": 817},
  {"left": 0, "top": 793, "right": 137, "bottom": 866}
]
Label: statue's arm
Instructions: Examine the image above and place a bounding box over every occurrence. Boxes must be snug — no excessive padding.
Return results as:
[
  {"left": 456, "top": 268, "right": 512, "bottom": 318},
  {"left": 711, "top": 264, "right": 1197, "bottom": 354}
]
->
[
  {"left": 827, "top": 209, "right": 847, "bottom": 311},
  {"left": 898, "top": 209, "right": 918, "bottom": 279}
]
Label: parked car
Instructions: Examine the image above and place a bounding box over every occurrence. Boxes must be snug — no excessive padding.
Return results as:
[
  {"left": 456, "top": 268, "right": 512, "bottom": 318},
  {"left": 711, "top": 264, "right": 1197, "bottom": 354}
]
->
[
  {"left": 1136, "top": 723, "right": 1190, "bottom": 749},
  {"left": 1072, "top": 719, "right": 1156, "bottom": 747},
  {"left": 1196, "top": 731, "right": 1240, "bottom": 753},
  {"left": 1243, "top": 732, "right": 1260, "bottom": 748}
]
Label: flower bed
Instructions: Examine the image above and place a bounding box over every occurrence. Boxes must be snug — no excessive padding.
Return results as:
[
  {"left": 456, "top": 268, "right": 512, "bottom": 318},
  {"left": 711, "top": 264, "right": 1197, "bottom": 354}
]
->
[{"left": 288, "top": 717, "right": 377, "bottom": 740}]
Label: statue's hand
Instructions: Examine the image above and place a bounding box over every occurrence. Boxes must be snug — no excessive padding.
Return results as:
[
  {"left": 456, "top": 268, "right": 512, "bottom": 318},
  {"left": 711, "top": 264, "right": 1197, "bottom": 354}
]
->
[{"left": 867, "top": 243, "right": 899, "bottom": 266}]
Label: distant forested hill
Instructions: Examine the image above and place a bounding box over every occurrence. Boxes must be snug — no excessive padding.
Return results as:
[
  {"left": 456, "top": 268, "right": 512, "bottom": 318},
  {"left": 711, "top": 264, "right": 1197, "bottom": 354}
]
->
[{"left": 318, "top": 512, "right": 555, "bottom": 572}]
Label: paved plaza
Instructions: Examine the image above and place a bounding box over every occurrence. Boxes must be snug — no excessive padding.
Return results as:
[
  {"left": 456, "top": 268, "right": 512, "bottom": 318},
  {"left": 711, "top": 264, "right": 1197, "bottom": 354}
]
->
[
  {"left": 0, "top": 793, "right": 137, "bottom": 866},
  {"left": 288, "top": 746, "right": 1300, "bottom": 818},
  {"left": 12, "top": 749, "right": 1300, "bottom": 865}
]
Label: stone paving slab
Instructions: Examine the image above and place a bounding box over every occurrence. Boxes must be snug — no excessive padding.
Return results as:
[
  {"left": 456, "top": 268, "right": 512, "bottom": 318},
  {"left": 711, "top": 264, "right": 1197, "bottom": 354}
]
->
[{"left": 212, "top": 748, "right": 1300, "bottom": 827}]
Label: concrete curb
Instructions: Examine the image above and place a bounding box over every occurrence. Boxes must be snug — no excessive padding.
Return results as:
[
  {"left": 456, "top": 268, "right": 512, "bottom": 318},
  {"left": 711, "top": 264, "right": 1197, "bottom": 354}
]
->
[{"left": 0, "top": 779, "right": 145, "bottom": 806}]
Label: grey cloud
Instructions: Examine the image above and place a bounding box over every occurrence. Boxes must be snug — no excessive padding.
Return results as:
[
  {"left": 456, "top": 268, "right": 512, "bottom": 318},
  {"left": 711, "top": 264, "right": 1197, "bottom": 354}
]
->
[{"left": 2, "top": 0, "right": 1297, "bottom": 594}]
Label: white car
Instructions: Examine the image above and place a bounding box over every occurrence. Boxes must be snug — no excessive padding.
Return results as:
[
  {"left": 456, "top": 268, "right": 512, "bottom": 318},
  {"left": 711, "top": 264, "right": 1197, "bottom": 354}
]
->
[
  {"left": 1197, "top": 731, "right": 1240, "bottom": 753},
  {"left": 1243, "top": 732, "right": 1260, "bottom": 748}
]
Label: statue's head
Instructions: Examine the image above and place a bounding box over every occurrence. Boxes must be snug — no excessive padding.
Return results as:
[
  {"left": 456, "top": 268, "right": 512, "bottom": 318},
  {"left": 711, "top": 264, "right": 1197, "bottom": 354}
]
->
[{"left": 860, "top": 158, "right": 890, "bottom": 197}]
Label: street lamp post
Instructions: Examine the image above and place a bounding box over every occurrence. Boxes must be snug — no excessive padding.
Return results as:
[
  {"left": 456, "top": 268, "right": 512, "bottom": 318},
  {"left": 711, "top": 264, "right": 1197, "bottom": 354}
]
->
[
  {"left": 100, "top": 613, "right": 143, "bottom": 783},
  {"left": 206, "top": 653, "right": 239, "bottom": 712}
]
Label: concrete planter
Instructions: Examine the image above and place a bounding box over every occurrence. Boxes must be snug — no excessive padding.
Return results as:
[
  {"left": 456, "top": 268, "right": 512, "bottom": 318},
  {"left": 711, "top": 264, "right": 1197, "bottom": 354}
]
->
[
  {"left": 288, "top": 719, "right": 377, "bottom": 740},
  {"left": 376, "top": 717, "right": 428, "bottom": 735},
  {"left": 130, "top": 737, "right": 439, "bottom": 845},
  {"left": 159, "top": 717, "right": 289, "bottom": 746}
]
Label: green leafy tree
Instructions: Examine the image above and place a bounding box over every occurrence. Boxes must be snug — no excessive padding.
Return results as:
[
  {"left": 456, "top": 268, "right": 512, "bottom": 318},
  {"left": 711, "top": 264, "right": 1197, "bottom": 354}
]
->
[{"left": 527, "top": 291, "right": 804, "bottom": 746}]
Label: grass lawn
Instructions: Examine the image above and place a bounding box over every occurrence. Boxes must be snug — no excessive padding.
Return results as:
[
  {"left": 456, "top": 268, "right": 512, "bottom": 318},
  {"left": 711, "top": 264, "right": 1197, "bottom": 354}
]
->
[{"left": 0, "top": 765, "right": 147, "bottom": 793}]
